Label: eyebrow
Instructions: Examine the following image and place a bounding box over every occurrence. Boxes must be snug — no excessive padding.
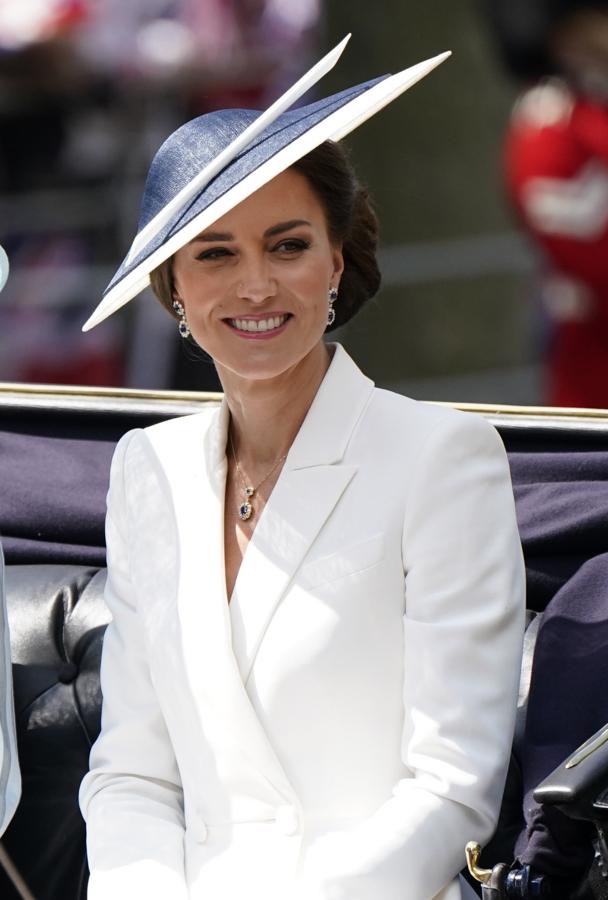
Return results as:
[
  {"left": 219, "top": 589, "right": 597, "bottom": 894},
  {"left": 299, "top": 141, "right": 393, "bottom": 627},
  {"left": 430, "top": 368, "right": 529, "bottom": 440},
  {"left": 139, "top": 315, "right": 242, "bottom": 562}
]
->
[
  {"left": 189, "top": 219, "right": 312, "bottom": 244},
  {"left": 264, "top": 219, "right": 312, "bottom": 238}
]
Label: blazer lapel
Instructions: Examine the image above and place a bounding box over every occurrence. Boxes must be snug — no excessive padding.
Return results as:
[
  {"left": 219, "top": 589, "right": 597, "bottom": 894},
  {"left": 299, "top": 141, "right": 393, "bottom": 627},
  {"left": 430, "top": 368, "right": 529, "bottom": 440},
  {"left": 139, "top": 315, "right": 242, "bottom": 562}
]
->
[
  {"left": 230, "top": 343, "right": 374, "bottom": 683},
  {"left": 150, "top": 403, "right": 296, "bottom": 801},
  {"left": 230, "top": 463, "right": 357, "bottom": 683},
  {"left": 146, "top": 344, "right": 374, "bottom": 798}
]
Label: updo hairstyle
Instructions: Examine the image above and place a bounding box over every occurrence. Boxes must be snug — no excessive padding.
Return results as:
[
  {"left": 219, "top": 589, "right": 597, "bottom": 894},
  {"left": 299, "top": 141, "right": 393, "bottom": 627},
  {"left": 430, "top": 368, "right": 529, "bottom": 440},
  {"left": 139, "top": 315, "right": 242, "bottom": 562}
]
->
[{"left": 149, "top": 140, "right": 381, "bottom": 332}]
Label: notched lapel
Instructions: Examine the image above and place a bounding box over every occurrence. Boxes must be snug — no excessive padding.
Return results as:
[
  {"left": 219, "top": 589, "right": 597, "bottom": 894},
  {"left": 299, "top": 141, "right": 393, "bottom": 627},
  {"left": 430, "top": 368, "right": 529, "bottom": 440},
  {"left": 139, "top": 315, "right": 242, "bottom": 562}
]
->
[
  {"left": 148, "top": 404, "right": 298, "bottom": 802},
  {"left": 231, "top": 344, "right": 373, "bottom": 685},
  {"left": 141, "top": 345, "right": 374, "bottom": 802}
]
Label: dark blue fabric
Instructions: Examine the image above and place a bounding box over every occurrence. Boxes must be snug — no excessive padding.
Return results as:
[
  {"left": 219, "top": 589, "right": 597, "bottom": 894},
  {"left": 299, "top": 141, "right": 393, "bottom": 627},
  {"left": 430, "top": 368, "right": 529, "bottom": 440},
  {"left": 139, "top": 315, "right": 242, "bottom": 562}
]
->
[
  {"left": 514, "top": 554, "right": 608, "bottom": 880},
  {"left": 106, "top": 76, "right": 387, "bottom": 294},
  {"left": 510, "top": 450, "right": 608, "bottom": 883},
  {"left": 511, "top": 450, "right": 608, "bottom": 611},
  {"left": 0, "top": 430, "right": 113, "bottom": 565},
  {"left": 0, "top": 406, "right": 166, "bottom": 565}
]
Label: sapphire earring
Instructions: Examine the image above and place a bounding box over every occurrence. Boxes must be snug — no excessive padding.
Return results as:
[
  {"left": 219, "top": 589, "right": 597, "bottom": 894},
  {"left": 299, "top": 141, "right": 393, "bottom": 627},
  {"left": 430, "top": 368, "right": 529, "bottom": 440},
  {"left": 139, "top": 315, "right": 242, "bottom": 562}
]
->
[
  {"left": 327, "top": 286, "right": 338, "bottom": 326},
  {"left": 172, "top": 299, "right": 190, "bottom": 338}
]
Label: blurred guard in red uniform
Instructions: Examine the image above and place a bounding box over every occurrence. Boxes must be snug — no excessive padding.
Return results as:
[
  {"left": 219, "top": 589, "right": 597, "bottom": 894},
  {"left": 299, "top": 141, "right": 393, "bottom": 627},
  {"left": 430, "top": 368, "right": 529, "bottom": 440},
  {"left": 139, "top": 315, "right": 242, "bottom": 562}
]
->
[{"left": 488, "top": 0, "right": 608, "bottom": 407}]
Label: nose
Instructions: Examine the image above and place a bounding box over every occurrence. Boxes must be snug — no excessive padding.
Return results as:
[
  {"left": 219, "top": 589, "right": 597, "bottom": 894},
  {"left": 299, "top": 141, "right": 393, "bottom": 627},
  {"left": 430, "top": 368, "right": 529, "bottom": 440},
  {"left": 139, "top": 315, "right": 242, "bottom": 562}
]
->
[{"left": 236, "top": 257, "right": 277, "bottom": 304}]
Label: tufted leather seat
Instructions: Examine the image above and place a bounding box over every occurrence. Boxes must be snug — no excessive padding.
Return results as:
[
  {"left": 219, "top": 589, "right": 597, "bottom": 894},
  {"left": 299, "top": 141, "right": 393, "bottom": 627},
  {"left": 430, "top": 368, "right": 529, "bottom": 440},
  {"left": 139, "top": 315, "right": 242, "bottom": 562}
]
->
[{"left": 0, "top": 566, "right": 109, "bottom": 900}]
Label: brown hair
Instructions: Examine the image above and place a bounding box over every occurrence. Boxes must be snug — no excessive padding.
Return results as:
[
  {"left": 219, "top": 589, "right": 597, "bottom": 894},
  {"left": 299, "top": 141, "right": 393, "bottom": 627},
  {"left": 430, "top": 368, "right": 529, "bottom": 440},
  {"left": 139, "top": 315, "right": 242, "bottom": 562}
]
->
[{"left": 149, "top": 140, "right": 381, "bottom": 331}]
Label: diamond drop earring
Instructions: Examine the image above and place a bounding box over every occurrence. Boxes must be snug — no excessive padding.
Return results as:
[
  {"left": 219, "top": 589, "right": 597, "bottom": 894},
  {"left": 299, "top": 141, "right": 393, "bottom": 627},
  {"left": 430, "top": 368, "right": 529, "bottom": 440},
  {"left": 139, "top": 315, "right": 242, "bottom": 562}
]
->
[
  {"left": 172, "top": 299, "right": 190, "bottom": 338},
  {"left": 327, "top": 286, "right": 338, "bottom": 327}
]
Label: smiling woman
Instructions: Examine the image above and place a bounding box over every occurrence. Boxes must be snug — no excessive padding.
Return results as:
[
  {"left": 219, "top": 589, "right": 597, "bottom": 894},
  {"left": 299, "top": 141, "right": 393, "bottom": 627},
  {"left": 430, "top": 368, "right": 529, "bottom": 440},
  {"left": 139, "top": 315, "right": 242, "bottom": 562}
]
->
[{"left": 78, "top": 38, "right": 524, "bottom": 900}]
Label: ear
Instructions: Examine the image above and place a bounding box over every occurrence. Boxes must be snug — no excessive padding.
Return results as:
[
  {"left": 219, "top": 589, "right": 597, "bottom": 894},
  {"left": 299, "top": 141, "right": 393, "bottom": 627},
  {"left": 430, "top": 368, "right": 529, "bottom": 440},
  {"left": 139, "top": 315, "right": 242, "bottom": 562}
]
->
[
  {"left": 170, "top": 272, "right": 181, "bottom": 301},
  {"left": 331, "top": 242, "right": 345, "bottom": 285}
]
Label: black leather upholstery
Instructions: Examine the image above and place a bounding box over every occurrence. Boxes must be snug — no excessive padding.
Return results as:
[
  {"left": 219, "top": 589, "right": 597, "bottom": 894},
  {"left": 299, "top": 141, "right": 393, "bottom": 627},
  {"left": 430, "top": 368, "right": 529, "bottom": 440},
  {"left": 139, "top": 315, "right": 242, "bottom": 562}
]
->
[{"left": 0, "top": 566, "right": 109, "bottom": 900}]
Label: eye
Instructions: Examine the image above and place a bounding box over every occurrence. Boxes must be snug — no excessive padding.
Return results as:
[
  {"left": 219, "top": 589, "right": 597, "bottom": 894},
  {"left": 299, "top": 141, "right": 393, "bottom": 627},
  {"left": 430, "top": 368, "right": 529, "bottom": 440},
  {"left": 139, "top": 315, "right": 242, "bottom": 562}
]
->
[
  {"left": 196, "top": 247, "right": 233, "bottom": 261},
  {"left": 274, "top": 238, "right": 310, "bottom": 254}
]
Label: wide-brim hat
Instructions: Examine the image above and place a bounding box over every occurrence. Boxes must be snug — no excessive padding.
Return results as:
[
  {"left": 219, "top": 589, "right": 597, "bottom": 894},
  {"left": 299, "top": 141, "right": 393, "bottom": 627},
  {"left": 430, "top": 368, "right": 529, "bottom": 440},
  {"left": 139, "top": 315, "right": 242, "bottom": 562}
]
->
[{"left": 83, "top": 36, "right": 450, "bottom": 332}]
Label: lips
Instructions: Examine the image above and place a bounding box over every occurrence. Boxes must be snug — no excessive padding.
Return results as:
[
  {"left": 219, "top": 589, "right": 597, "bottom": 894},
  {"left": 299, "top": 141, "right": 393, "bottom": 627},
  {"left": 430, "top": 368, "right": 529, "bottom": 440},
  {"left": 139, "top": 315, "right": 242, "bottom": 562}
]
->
[{"left": 228, "top": 314, "right": 290, "bottom": 334}]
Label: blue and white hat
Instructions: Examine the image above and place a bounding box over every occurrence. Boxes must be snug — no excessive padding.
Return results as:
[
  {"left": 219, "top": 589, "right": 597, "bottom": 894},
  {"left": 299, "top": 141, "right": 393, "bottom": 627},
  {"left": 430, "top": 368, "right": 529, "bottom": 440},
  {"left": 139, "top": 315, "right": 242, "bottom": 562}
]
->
[{"left": 83, "top": 36, "right": 450, "bottom": 332}]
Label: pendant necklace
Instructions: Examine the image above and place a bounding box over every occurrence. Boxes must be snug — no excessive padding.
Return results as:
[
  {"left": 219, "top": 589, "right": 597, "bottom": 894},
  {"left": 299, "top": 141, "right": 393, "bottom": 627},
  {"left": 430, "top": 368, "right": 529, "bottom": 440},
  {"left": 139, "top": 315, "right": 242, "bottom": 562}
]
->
[{"left": 229, "top": 431, "right": 287, "bottom": 522}]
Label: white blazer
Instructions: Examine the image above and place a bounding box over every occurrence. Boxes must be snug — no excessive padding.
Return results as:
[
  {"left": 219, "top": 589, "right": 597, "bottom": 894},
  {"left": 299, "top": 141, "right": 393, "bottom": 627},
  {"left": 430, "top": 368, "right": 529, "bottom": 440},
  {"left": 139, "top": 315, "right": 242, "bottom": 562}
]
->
[
  {"left": 80, "top": 344, "right": 525, "bottom": 900},
  {"left": 0, "top": 544, "right": 20, "bottom": 838}
]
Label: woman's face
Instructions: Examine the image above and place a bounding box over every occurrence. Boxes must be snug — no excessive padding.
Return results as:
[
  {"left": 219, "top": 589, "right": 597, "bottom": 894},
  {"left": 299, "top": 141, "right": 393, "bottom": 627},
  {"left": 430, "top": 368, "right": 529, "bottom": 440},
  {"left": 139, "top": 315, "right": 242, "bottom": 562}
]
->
[{"left": 171, "top": 167, "right": 344, "bottom": 383}]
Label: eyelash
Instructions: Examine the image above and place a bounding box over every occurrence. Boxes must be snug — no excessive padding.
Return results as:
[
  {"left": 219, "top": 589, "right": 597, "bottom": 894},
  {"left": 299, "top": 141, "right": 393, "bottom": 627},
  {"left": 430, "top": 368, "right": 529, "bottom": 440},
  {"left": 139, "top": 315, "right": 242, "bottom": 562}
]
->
[
  {"left": 196, "top": 248, "right": 231, "bottom": 261},
  {"left": 275, "top": 238, "right": 310, "bottom": 253},
  {"left": 196, "top": 238, "right": 310, "bottom": 262}
]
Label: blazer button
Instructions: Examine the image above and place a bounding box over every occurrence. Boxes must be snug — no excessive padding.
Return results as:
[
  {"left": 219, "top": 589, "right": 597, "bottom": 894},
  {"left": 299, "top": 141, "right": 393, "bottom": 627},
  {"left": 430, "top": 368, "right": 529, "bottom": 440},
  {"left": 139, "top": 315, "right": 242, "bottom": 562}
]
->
[
  {"left": 275, "top": 805, "right": 299, "bottom": 836},
  {"left": 192, "top": 817, "right": 208, "bottom": 844}
]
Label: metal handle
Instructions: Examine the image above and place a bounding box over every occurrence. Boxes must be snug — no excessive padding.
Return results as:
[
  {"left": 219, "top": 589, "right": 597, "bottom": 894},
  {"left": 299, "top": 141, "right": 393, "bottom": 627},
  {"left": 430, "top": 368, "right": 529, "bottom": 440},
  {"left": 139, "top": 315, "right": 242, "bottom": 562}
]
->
[{"left": 466, "top": 841, "right": 493, "bottom": 885}]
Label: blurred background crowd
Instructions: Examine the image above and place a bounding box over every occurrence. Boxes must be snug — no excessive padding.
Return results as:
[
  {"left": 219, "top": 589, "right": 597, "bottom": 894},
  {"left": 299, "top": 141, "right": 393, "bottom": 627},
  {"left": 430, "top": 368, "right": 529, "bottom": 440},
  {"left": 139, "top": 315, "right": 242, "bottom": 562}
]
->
[{"left": 1, "top": 0, "right": 608, "bottom": 407}]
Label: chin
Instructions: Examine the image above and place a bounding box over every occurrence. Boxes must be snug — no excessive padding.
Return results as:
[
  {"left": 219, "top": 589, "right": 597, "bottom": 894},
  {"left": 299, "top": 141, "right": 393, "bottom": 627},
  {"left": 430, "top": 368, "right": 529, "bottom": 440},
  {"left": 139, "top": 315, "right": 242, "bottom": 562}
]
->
[
  {"left": 220, "top": 355, "right": 302, "bottom": 383},
  {"left": 207, "top": 336, "right": 325, "bottom": 385}
]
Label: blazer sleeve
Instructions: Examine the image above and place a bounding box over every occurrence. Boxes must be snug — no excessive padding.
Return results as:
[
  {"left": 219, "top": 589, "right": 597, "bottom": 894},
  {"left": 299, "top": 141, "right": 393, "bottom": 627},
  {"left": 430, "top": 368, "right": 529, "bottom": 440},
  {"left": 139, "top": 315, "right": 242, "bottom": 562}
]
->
[
  {"left": 0, "top": 543, "right": 20, "bottom": 838},
  {"left": 305, "top": 412, "right": 525, "bottom": 900},
  {"left": 79, "top": 431, "right": 188, "bottom": 900}
]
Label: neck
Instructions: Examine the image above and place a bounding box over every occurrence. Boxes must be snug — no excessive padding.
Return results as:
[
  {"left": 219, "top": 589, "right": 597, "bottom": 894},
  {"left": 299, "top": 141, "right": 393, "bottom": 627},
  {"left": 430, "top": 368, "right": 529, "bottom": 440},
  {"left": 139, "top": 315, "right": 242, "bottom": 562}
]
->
[{"left": 218, "top": 342, "right": 332, "bottom": 469}]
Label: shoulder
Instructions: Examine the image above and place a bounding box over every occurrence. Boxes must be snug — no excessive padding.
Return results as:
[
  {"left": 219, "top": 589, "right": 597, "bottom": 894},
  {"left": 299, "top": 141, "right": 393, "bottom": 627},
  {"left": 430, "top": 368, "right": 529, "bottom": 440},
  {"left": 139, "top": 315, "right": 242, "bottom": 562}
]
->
[
  {"left": 505, "top": 81, "right": 580, "bottom": 180},
  {"left": 356, "top": 388, "right": 509, "bottom": 497},
  {"left": 120, "top": 406, "right": 218, "bottom": 453},
  {"left": 143, "top": 405, "right": 219, "bottom": 445},
  {"left": 511, "top": 80, "right": 574, "bottom": 134},
  {"left": 364, "top": 386, "right": 501, "bottom": 454},
  {"left": 506, "top": 81, "right": 578, "bottom": 171},
  {"left": 327, "top": 345, "right": 496, "bottom": 452},
  {"left": 109, "top": 405, "right": 220, "bottom": 482}
]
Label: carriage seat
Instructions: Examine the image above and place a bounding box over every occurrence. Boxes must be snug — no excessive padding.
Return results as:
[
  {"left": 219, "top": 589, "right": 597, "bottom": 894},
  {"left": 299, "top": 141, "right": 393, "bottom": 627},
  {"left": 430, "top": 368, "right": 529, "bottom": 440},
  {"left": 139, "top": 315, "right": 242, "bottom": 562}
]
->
[{"left": 2, "top": 386, "right": 608, "bottom": 899}]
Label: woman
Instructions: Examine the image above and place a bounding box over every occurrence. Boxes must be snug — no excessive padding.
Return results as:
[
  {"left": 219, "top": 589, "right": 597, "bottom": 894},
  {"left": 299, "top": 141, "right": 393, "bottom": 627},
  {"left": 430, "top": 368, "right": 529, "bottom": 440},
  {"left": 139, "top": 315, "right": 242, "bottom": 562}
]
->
[{"left": 79, "top": 39, "right": 525, "bottom": 900}]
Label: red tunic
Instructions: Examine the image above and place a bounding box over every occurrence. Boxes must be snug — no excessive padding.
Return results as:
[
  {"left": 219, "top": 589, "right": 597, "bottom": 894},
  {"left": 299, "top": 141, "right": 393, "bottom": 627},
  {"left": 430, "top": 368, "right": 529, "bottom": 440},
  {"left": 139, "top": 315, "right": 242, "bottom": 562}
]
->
[{"left": 504, "top": 82, "right": 608, "bottom": 407}]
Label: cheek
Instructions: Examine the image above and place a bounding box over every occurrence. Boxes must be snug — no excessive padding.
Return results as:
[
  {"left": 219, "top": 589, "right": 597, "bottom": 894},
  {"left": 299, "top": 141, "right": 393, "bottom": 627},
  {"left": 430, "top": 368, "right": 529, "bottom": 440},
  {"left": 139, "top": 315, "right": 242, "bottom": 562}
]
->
[
  {"left": 291, "top": 260, "right": 332, "bottom": 301},
  {"left": 180, "top": 276, "right": 225, "bottom": 318}
]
